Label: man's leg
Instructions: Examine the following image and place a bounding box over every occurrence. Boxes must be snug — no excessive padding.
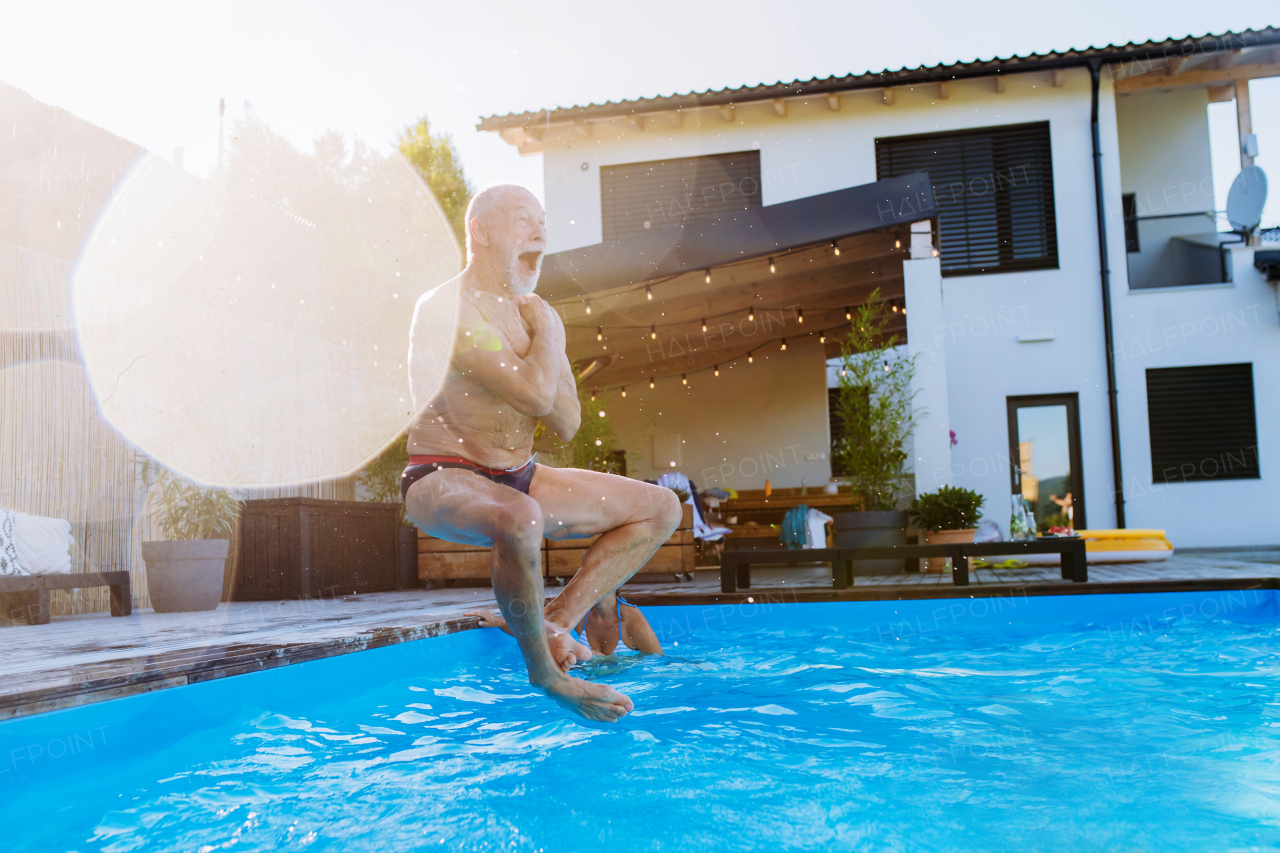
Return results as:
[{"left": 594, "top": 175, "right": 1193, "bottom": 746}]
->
[
  {"left": 529, "top": 466, "right": 683, "bottom": 634},
  {"left": 405, "top": 467, "right": 632, "bottom": 722}
]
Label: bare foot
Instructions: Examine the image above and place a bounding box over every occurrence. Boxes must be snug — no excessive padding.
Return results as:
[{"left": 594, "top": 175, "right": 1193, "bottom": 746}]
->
[
  {"left": 538, "top": 674, "right": 634, "bottom": 722},
  {"left": 547, "top": 625, "right": 593, "bottom": 672}
]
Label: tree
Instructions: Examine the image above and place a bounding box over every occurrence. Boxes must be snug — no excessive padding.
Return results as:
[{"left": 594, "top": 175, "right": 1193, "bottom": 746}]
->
[
  {"left": 397, "top": 117, "right": 473, "bottom": 248},
  {"left": 831, "top": 288, "right": 920, "bottom": 512}
]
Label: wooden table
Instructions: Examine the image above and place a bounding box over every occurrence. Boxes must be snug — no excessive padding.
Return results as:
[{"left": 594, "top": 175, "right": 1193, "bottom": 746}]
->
[{"left": 719, "top": 538, "right": 1088, "bottom": 591}]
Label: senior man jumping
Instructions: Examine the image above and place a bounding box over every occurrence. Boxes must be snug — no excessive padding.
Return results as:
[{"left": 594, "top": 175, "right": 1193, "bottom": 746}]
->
[{"left": 403, "top": 184, "right": 682, "bottom": 723}]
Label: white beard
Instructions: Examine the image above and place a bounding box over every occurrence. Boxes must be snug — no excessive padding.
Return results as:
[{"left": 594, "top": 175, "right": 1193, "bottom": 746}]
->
[{"left": 501, "top": 254, "right": 540, "bottom": 296}]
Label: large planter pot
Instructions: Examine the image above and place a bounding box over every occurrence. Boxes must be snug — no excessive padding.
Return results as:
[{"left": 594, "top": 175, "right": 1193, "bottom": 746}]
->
[
  {"left": 832, "top": 511, "right": 909, "bottom": 575},
  {"left": 921, "top": 528, "right": 978, "bottom": 573},
  {"left": 141, "top": 539, "right": 229, "bottom": 612}
]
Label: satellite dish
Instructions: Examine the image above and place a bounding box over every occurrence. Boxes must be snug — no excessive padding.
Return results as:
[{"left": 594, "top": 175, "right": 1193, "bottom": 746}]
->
[{"left": 1226, "top": 165, "right": 1268, "bottom": 233}]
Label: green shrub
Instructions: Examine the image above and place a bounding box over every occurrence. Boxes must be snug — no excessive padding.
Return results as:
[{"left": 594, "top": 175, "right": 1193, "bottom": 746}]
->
[{"left": 909, "top": 486, "right": 985, "bottom": 532}]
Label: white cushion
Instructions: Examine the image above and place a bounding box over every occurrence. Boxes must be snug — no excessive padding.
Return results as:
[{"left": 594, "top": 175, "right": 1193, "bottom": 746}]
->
[{"left": 1, "top": 509, "right": 74, "bottom": 575}]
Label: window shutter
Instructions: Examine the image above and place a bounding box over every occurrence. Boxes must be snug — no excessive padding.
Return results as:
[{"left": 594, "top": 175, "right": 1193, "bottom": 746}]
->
[
  {"left": 1146, "top": 363, "right": 1260, "bottom": 482},
  {"left": 875, "top": 122, "right": 1058, "bottom": 276},
  {"left": 600, "top": 151, "right": 762, "bottom": 242}
]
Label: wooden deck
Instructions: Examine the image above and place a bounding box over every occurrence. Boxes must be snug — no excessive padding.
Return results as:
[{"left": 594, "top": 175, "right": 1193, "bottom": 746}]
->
[{"left": 1, "top": 548, "right": 1277, "bottom": 721}]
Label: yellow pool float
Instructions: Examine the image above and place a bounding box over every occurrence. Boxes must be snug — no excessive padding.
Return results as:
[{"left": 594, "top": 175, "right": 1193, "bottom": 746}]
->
[{"left": 985, "top": 529, "right": 1174, "bottom": 566}]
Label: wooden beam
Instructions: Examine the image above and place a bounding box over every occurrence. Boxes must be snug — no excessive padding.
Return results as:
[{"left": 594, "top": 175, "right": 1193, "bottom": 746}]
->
[
  {"left": 719, "top": 104, "right": 734, "bottom": 122},
  {"left": 666, "top": 110, "right": 682, "bottom": 128},
  {"left": 938, "top": 82, "right": 950, "bottom": 99},
  {"left": 994, "top": 76, "right": 1006, "bottom": 94},
  {"left": 572, "top": 121, "right": 592, "bottom": 138},
  {"left": 623, "top": 115, "right": 644, "bottom": 132},
  {"left": 826, "top": 92, "right": 840, "bottom": 111},
  {"left": 1166, "top": 56, "right": 1189, "bottom": 76},
  {"left": 1237, "top": 78, "right": 1254, "bottom": 169},
  {"left": 1114, "top": 62, "right": 1280, "bottom": 92},
  {"left": 882, "top": 87, "right": 895, "bottom": 105},
  {"left": 1051, "top": 69, "right": 1066, "bottom": 87},
  {"left": 772, "top": 98, "right": 787, "bottom": 117},
  {"left": 1208, "top": 83, "right": 1235, "bottom": 103}
]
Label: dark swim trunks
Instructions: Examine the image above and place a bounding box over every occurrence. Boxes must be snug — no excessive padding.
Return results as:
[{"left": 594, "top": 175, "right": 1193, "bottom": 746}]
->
[{"left": 400, "top": 455, "right": 537, "bottom": 502}]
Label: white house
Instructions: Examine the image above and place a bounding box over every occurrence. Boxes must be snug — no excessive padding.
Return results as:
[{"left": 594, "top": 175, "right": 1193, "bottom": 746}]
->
[{"left": 478, "top": 29, "right": 1280, "bottom": 549}]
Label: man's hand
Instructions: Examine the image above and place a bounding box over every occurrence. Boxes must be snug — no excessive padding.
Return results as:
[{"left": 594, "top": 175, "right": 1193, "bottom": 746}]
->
[
  {"left": 465, "top": 610, "right": 511, "bottom": 634},
  {"left": 518, "top": 295, "right": 566, "bottom": 349}
]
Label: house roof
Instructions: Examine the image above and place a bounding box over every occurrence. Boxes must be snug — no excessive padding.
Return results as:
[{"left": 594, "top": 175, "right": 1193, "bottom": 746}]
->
[{"left": 477, "top": 27, "right": 1280, "bottom": 141}]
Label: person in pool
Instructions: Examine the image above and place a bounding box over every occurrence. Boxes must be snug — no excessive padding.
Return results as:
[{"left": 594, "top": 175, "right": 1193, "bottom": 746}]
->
[
  {"left": 468, "top": 590, "right": 663, "bottom": 655},
  {"left": 403, "top": 184, "right": 682, "bottom": 724}
]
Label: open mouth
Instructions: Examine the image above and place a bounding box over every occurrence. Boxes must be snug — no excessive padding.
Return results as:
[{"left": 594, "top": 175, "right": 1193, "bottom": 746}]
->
[{"left": 518, "top": 251, "right": 541, "bottom": 274}]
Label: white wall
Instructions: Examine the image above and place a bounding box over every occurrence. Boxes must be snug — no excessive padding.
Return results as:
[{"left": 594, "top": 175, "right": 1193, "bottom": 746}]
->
[
  {"left": 1115, "top": 86, "right": 1215, "bottom": 217},
  {"left": 604, "top": 337, "right": 832, "bottom": 491}
]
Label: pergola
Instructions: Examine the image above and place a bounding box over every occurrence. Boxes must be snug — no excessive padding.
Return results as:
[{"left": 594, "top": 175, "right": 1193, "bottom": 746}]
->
[{"left": 536, "top": 174, "right": 936, "bottom": 393}]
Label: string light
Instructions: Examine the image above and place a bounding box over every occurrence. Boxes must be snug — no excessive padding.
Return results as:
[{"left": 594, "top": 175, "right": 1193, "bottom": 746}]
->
[
  {"left": 780, "top": 338, "right": 787, "bottom": 351},
  {"left": 891, "top": 304, "right": 898, "bottom": 313},
  {"left": 748, "top": 351, "right": 754, "bottom": 364},
  {"left": 894, "top": 239, "right": 901, "bottom": 249},
  {"left": 832, "top": 242, "right": 841, "bottom": 256},
  {"left": 820, "top": 332, "right": 826, "bottom": 343},
  {"left": 621, "top": 386, "right": 627, "bottom": 397},
  {"left": 595, "top": 438, "right": 602, "bottom": 446},
  {"left": 585, "top": 299, "right": 592, "bottom": 315},
  {"left": 748, "top": 307, "right": 755, "bottom": 322},
  {"left": 682, "top": 374, "right": 688, "bottom": 385},
  {"left": 845, "top": 307, "right": 852, "bottom": 320},
  {"left": 649, "top": 376, "right": 656, "bottom": 389},
  {"left": 884, "top": 360, "right": 890, "bottom": 372},
  {"left": 797, "top": 308, "right": 804, "bottom": 324},
  {"left": 704, "top": 269, "right": 711, "bottom": 284},
  {"left": 701, "top": 318, "right": 707, "bottom": 332},
  {"left": 902, "top": 307, "right": 907, "bottom": 315},
  {"left": 597, "top": 326, "right": 603, "bottom": 340},
  {"left": 769, "top": 257, "right": 776, "bottom": 273},
  {"left": 645, "top": 284, "right": 653, "bottom": 300},
  {"left": 590, "top": 389, "right": 597, "bottom": 401},
  {"left": 650, "top": 324, "right": 657, "bottom": 339},
  {"left": 932, "top": 248, "right": 939, "bottom": 257},
  {"left": 714, "top": 364, "right": 720, "bottom": 376}
]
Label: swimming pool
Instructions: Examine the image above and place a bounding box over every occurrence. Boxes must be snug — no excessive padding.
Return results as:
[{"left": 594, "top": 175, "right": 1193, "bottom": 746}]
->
[{"left": 3, "top": 589, "right": 1279, "bottom": 851}]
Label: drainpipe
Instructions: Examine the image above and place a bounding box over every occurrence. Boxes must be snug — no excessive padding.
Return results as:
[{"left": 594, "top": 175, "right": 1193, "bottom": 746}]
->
[{"left": 1088, "top": 59, "right": 1126, "bottom": 529}]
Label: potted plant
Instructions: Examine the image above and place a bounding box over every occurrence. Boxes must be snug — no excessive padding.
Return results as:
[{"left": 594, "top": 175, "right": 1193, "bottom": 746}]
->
[
  {"left": 830, "top": 289, "right": 920, "bottom": 573},
  {"left": 141, "top": 466, "right": 242, "bottom": 612},
  {"left": 358, "top": 433, "right": 419, "bottom": 590},
  {"left": 909, "top": 485, "right": 985, "bottom": 573}
]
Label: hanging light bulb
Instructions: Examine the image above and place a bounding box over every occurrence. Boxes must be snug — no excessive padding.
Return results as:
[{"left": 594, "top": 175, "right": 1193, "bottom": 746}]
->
[
  {"left": 585, "top": 299, "right": 592, "bottom": 315},
  {"left": 769, "top": 257, "right": 776, "bottom": 273},
  {"left": 595, "top": 438, "right": 602, "bottom": 446},
  {"left": 590, "top": 389, "right": 597, "bottom": 401},
  {"left": 645, "top": 284, "right": 653, "bottom": 301},
  {"left": 701, "top": 318, "right": 707, "bottom": 332},
  {"left": 902, "top": 307, "right": 907, "bottom": 316},
  {"left": 621, "top": 386, "right": 627, "bottom": 397},
  {"left": 714, "top": 365, "right": 720, "bottom": 376},
  {"left": 832, "top": 242, "right": 841, "bottom": 256},
  {"left": 845, "top": 306, "right": 852, "bottom": 320},
  {"left": 748, "top": 351, "right": 754, "bottom": 364},
  {"left": 780, "top": 338, "right": 787, "bottom": 351},
  {"left": 597, "top": 326, "right": 603, "bottom": 340},
  {"left": 649, "top": 376, "right": 656, "bottom": 389},
  {"left": 894, "top": 238, "right": 901, "bottom": 249},
  {"left": 932, "top": 248, "right": 939, "bottom": 257},
  {"left": 681, "top": 374, "right": 688, "bottom": 385},
  {"left": 820, "top": 332, "right": 826, "bottom": 343},
  {"left": 891, "top": 304, "right": 899, "bottom": 313},
  {"left": 650, "top": 324, "right": 657, "bottom": 340},
  {"left": 797, "top": 308, "right": 804, "bottom": 324},
  {"left": 704, "top": 269, "right": 711, "bottom": 284},
  {"left": 748, "top": 306, "right": 755, "bottom": 322},
  {"left": 841, "top": 368, "right": 848, "bottom": 377}
]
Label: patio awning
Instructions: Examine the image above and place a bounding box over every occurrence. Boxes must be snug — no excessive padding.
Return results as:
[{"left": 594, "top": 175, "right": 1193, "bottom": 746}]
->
[{"left": 542, "top": 175, "right": 933, "bottom": 391}]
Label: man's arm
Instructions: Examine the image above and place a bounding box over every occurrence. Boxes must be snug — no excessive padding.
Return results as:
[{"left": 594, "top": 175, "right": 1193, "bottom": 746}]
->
[
  {"left": 450, "top": 292, "right": 564, "bottom": 417},
  {"left": 541, "top": 351, "right": 581, "bottom": 441}
]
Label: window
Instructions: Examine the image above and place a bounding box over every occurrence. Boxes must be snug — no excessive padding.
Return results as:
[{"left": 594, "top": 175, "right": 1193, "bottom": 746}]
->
[
  {"left": 876, "top": 122, "right": 1058, "bottom": 276},
  {"left": 1147, "top": 363, "right": 1260, "bottom": 483},
  {"left": 1122, "top": 193, "right": 1140, "bottom": 253},
  {"left": 600, "top": 151, "right": 761, "bottom": 242}
]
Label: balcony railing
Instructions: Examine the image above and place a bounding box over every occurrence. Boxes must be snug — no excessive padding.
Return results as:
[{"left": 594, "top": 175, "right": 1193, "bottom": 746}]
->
[{"left": 1124, "top": 211, "right": 1236, "bottom": 290}]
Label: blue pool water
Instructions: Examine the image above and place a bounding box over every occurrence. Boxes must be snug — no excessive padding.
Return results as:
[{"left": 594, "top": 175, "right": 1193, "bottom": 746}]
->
[{"left": 4, "top": 589, "right": 1280, "bottom": 851}]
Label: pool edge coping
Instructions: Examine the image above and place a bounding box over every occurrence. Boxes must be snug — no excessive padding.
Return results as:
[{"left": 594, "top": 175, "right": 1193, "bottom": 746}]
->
[{"left": 3, "top": 577, "right": 1277, "bottom": 722}]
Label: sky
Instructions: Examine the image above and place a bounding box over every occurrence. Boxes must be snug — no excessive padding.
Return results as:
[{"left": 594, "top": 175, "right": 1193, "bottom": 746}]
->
[{"left": 1, "top": 1, "right": 1276, "bottom": 224}]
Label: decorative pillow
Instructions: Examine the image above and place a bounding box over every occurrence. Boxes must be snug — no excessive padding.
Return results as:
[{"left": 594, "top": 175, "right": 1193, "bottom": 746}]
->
[
  {"left": 0, "top": 509, "right": 27, "bottom": 576},
  {"left": 12, "top": 511, "right": 73, "bottom": 575}
]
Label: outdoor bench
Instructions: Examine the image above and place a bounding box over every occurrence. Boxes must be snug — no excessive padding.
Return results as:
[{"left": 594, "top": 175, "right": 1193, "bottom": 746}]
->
[
  {"left": 0, "top": 571, "right": 132, "bottom": 625},
  {"left": 719, "top": 538, "right": 1087, "bottom": 592}
]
